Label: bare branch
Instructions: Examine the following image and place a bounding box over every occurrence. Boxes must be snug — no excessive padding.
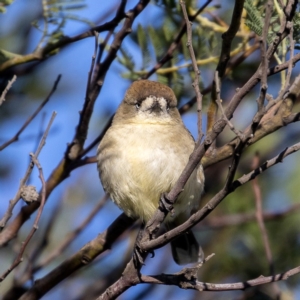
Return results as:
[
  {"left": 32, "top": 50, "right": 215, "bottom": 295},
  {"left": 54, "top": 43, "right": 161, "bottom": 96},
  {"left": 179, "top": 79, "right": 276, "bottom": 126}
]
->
[
  {"left": 0, "top": 4, "right": 128, "bottom": 73},
  {"left": 277, "top": 21, "right": 295, "bottom": 101},
  {"left": 78, "top": 114, "right": 114, "bottom": 159},
  {"left": 0, "top": 74, "right": 17, "bottom": 106},
  {"left": 180, "top": 47, "right": 300, "bottom": 116},
  {"left": 0, "top": 153, "right": 46, "bottom": 282},
  {"left": 19, "top": 213, "right": 135, "bottom": 300},
  {"left": 33, "top": 194, "right": 109, "bottom": 273},
  {"left": 251, "top": 153, "right": 274, "bottom": 272},
  {"left": 0, "top": 112, "right": 57, "bottom": 230},
  {"left": 201, "top": 202, "right": 300, "bottom": 230},
  {"left": 17, "top": 193, "right": 64, "bottom": 286},
  {"left": 251, "top": 152, "right": 281, "bottom": 297},
  {"left": 208, "top": 0, "right": 245, "bottom": 132},
  {"left": 141, "top": 265, "right": 300, "bottom": 292},
  {"left": 214, "top": 71, "right": 244, "bottom": 140},
  {"left": 0, "top": 75, "right": 61, "bottom": 151},
  {"left": 180, "top": 0, "right": 203, "bottom": 140}
]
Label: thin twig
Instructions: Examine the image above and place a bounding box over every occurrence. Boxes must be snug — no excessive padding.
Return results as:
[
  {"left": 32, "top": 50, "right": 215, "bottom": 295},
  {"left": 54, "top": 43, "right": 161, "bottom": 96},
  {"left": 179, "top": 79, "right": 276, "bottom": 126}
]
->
[
  {"left": 214, "top": 71, "right": 244, "bottom": 140},
  {"left": 0, "top": 4, "right": 128, "bottom": 73},
  {"left": 266, "top": 0, "right": 296, "bottom": 60},
  {"left": 79, "top": 114, "right": 114, "bottom": 159},
  {"left": 278, "top": 21, "right": 295, "bottom": 100},
  {"left": 0, "top": 74, "right": 17, "bottom": 106},
  {"left": 97, "top": 30, "right": 113, "bottom": 65},
  {"left": 257, "top": 0, "right": 273, "bottom": 112},
  {"left": 33, "top": 194, "right": 109, "bottom": 273},
  {"left": 0, "top": 75, "right": 61, "bottom": 151},
  {"left": 250, "top": 155, "right": 281, "bottom": 300},
  {"left": 208, "top": 0, "right": 246, "bottom": 133},
  {"left": 85, "top": 31, "right": 99, "bottom": 103},
  {"left": 180, "top": 44, "right": 300, "bottom": 115},
  {"left": 141, "top": 264, "right": 300, "bottom": 291},
  {"left": 0, "top": 112, "right": 57, "bottom": 229},
  {"left": 66, "top": 0, "right": 134, "bottom": 160},
  {"left": 180, "top": 0, "right": 203, "bottom": 140},
  {"left": 32, "top": 112, "right": 47, "bottom": 156},
  {"left": 0, "top": 154, "right": 46, "bottom": 282},
  {"left": 17, "top": 192, "right": 64, "bottom": 286},
  {"left": 200, "top": 202, "right": 300, "bottom": 230}
]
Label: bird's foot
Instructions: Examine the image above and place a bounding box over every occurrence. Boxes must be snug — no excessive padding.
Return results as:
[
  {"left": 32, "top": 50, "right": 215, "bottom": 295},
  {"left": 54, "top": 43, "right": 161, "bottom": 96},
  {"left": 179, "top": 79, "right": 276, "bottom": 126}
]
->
[
  {"left": 133, "top": 229, "right": 155, "bottom": 268},
  {"left": 160, "top": 193, "right": 174, "bottom": 216}
]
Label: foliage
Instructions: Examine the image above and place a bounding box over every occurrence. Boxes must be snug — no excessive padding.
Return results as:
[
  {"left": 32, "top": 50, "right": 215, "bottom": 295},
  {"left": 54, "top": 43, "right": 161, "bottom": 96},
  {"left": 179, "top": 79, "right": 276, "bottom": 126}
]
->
[{"left": 244, "top": 0, "right": 300, "bottom": 51}]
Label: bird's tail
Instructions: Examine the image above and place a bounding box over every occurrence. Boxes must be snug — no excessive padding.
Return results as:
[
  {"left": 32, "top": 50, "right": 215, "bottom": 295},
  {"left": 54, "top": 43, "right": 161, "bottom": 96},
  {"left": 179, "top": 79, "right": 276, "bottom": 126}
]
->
[{"left": 169, "top": 228, "right": 203, "bottom": 265}]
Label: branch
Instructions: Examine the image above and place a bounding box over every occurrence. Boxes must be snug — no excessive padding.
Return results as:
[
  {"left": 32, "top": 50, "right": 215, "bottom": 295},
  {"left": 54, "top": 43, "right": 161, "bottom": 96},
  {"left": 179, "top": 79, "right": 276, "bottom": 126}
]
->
[
  {"left": 208, "top": 0, "right": 245, "bottom": 132},
  {"left": 0, "top": 4, "right": 127, "bottom": 73},
  {"left": 180, "top": 47, "right": 300, "bottom": 116},
  {"left": 266, "top": 0, "right": 297, "bottom": 59},
  {"left": 240, "top": 0, "right": 273, "bottom": 143},
  {"left": 216, "top": 0, "right": 246, "bottom": 78},
  {"left": 251, "top": 152, "right": 275, "bottom": 275},
  {"left": 19, "top": 213, "right": 135, "bottom": 300},
  {"left": 180, "top": 0, "right": 203, "bottom": 140},
  {"left": 214, "top": 71, "right": 244, "bottom": 140},
  {"left": 141, "top": 265, "right": 300, "bottom": 292},
  {"left": 202, "top": 61, "right": 300, "bottom": 168},
  {"left": 16, "top": 193, "right": 64, "bottom": 286},
  {"left": 0, "top": 153, "right": 46, "bottom": 282},
  {"left": 200, "top": 203, "right": 300, "bottom": 230},
  {"left": 74, "top": 230, "right": 137, "bottom": 300},
  {"left": 0, "top": 112, "right": 57, "bottom": 230},
  {"left": 66, "top": 0, "right": 128, "bottom": 159},
  {"left": 0, "top": 74, "right": 17, "bottom": 106},
  {"left": 33, "top": 194, "right": 109, "bottom": 274},
  {"left": 250, "top": 152, "right": 281, "bottom": 298},
  {"left": 0, "top": 75, "right": 61, "bottom": 151}
]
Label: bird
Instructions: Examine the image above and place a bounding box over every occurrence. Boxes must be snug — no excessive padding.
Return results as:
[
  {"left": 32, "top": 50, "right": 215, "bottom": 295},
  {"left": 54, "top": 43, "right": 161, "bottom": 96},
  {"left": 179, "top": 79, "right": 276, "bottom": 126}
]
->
[{"left": 97, "top": 80, "right": 204, "bottom": 265}]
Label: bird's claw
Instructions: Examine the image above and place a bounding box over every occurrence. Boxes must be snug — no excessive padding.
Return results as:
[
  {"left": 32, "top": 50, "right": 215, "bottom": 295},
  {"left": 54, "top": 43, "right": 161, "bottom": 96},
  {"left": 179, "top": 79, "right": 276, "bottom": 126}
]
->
[
  {"left": 133, "top": 245, "right": 145, "bottom": 268},
  {"left": 160, "top": 193, "right": 174, "bottom": 216},
  {"left": 133, "top": 239, "right": 155, "bottom": 268}
]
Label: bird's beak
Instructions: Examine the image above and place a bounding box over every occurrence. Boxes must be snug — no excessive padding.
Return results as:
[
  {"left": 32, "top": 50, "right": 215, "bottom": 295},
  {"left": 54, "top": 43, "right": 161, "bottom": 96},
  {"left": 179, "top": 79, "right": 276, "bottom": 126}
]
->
[{"left": 150, "top": 100, "right": 162, "bottom": 113}]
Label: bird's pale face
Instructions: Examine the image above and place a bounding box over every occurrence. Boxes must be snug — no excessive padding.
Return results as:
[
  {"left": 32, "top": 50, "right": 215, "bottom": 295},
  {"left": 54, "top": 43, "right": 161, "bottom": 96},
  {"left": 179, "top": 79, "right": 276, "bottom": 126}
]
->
[
  {"left": 113, "top": 80, "right": 182, "bottom": 125},
  {"left": 134, "top": 95, "right": 172, "bottom": 122}
]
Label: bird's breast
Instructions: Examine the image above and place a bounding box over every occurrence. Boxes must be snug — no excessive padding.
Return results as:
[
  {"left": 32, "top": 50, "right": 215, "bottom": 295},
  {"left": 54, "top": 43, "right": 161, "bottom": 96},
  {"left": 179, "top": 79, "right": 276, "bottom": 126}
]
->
[{"left": 97, "top": 123, "right": 202, "bottom": 222}]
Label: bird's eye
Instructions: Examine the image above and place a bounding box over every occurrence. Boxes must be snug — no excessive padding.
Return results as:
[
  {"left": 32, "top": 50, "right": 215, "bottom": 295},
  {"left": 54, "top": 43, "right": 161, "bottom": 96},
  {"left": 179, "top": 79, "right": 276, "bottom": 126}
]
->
[{"left": 135, "top": 103, "right": 140, "bottom": 110}]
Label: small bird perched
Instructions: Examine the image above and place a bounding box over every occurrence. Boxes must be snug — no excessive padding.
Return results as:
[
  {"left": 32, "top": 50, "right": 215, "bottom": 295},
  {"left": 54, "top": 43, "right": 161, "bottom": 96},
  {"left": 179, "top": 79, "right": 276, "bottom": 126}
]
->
[{"left": 97, "top": 80, "right": 204, "bottom": 265}]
